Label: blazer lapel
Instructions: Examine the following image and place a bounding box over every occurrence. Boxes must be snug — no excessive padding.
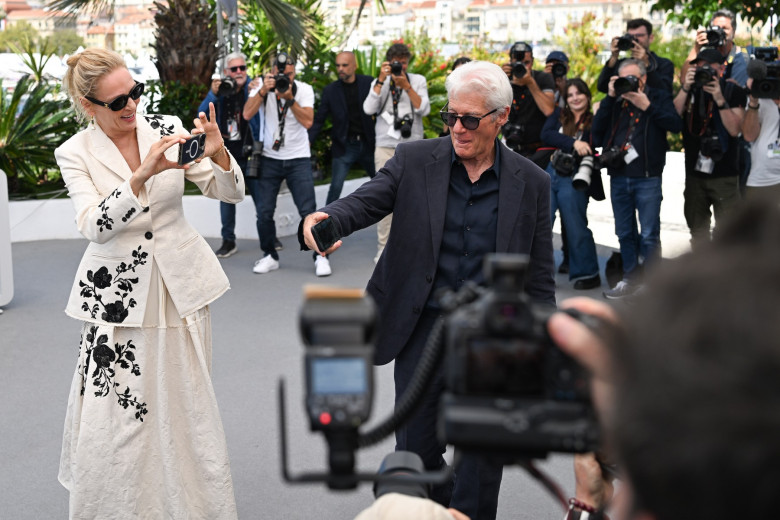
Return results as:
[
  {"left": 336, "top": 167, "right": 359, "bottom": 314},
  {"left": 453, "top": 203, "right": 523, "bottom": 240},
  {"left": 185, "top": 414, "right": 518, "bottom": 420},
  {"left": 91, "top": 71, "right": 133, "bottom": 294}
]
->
[
  {"left": 425, "top": 139, "right": 452, "bottom": 262},
  {"left": 496, "top": 143, "right": 526, "bottom": 253},
  {"left": 87, "top": 123, "right": 134, "bottom": 181}
]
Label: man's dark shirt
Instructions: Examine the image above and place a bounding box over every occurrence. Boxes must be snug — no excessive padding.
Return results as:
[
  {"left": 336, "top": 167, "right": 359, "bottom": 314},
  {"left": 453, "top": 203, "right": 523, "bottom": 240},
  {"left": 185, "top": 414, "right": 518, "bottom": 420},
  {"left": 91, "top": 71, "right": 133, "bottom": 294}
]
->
[
  {"left": 682, "top": 79, "right": 747, "bottom": 178},
  {"left": 504, "top": 70, "right": 555, "bottom": 147},
  {"left": 343, "top": 80, "right": 363, "bottom": 136},
  {"left": 218, "top": 89, "right": 248, "bottom": 160},
  {"left": 427, "top": 143, "right": 501, "bottom": 308},
  {"left": 597, "top": 51, "right": 674, "bottom": 94}
]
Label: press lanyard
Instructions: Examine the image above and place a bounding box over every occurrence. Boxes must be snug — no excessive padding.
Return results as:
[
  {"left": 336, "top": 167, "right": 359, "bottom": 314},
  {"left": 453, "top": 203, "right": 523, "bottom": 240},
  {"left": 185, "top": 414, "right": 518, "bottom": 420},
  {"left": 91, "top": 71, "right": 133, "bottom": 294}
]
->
[{"left": 607, "top": 101, "right": 639, "bottom": 150}]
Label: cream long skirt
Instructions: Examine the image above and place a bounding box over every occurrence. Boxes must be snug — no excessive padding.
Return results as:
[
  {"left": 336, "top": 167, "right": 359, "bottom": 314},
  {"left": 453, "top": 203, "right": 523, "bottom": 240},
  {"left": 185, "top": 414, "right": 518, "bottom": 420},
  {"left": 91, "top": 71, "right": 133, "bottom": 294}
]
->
[{"left": 59, "top": 263, "right": 238, "bottom": 520}]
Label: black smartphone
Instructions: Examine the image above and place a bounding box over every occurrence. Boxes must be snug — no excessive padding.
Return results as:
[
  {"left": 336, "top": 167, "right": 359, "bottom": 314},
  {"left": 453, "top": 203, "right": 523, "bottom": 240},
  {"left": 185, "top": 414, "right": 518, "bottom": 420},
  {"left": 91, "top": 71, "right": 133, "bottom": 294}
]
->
[
  {"left": 178, "top": 133, "right": 207, "bottom": 165},
  {"left": 311, "top": 218, "right": 340, "bottom": 252}
]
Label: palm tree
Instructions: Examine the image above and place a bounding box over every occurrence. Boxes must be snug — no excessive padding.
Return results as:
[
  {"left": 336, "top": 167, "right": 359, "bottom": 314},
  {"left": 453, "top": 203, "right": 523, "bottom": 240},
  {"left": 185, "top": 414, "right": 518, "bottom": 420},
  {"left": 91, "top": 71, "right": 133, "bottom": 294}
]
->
[{"left": 47, "top": 0, "right": 315, "bottom": 87}]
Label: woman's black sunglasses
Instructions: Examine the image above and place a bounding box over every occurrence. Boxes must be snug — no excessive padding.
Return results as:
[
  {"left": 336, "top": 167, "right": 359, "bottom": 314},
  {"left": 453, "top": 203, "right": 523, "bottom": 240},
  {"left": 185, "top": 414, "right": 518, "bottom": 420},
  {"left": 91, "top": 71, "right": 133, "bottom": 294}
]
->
[
  {"left": 439, "top": 103, "right": 498, "bottom": 131},
  {"left": 85, "top": 81, "right": 145, "bottom": 112}
]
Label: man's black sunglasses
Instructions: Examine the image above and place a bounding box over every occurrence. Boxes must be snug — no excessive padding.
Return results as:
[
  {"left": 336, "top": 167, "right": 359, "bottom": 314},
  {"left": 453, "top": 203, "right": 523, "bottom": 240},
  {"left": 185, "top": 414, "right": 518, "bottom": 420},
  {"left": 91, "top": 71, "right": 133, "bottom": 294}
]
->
[
  {"left": 439, "top": 103, "right": 498, "bottom": 130},
  {"left": 229, "top": 65, "right": 247, "bottom": 72},
  {"left": 85, "top": 81, "right": 144, "bottom": 112}
]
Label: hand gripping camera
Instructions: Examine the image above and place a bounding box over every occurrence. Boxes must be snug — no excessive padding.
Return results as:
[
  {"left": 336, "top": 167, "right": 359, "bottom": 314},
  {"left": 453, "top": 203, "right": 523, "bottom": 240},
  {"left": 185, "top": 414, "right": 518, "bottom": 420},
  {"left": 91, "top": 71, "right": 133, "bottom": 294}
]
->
[{"left": 617, "top": 34, "right": 637, "bottom": 51}]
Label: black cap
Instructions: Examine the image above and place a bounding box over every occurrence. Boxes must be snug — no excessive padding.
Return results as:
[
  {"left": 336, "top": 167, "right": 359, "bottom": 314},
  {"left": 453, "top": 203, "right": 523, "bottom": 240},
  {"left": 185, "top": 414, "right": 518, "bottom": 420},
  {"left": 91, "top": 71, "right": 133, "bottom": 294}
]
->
[{"left": 692, "top": 48, "right": 727, "bottom": 65}]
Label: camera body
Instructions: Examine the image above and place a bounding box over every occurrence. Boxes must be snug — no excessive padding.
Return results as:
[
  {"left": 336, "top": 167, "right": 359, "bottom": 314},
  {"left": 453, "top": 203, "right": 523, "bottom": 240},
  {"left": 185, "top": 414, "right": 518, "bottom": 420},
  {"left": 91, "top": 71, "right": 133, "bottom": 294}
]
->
[
  {"left": 614, "top": 75, "right": 640, "bottom": 96},
  {"left": 751, "top": 49, "right": 780, "bottom": 99},
  {"left": 271, "top": 52, "right": 292, "bottom": 93},
  {"left": 217, "top": 76, "right": 237, "bottom": 97},
  {"left": 617, "top": 33, "right": 637, "bottom": 51},
  {"left": 550, "top": 150, "right": 576, "bottom": 176},
  {"left": 693, "top": 64, "right": 718, "bottom": 89},
  {"left": 394, "top": 114, "right": 413, "bottom": 138},
  {"left": 700, "top": 135, "right": 724, "bottom": 160},
  {"left": 503, "top": 123, "right": 525, "bottom": 152},
  {"left": 245, "top": 141, "right": 264, "bottom": 177},
  {"left": 511, "top": 62, "right": 527, "bottom": 79},
  {"left": 390, "top": 60, "right": 404, "bottom": 76},
  {"left": 599, "top": 146, "right": 627, "bottom": 169},
  {"left": 705, "top": 26, "right": 727, "bottom": 48},
  {"left": 300, "top": 291, "right": 377, "bottom": 432},
  {"left": 754, "top": 47, "right": 779, "bottom": 62},
  {"left": 440, "top": 255, "right": 599, "bottom": 456}
]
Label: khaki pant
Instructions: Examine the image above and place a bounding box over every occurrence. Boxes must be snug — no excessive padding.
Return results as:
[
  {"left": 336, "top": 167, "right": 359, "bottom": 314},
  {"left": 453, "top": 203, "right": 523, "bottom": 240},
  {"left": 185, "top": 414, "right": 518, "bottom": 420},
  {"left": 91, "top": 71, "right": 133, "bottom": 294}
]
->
[{"left": 374, "top": 146, "right": 396, "bottom": 263}]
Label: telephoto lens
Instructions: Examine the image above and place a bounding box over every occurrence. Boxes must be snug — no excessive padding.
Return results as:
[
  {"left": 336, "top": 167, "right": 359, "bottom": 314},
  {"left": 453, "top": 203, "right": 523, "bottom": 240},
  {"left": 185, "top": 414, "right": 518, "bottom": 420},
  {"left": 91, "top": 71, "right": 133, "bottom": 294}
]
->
[
  {"left": 572, "top": 156, "right": 597, "bottom": 191},
  {"left": 512, "top": 62, "right": 527, "bottom": 79},
  {"left": 614, "top": 75, "right": 639, "bottom": 96},
  {"left": 617, "top": 34, "right": 636, "bottom": 51},
  {"left": 390, "top": 61, "right": 403, "bottom": 75}
]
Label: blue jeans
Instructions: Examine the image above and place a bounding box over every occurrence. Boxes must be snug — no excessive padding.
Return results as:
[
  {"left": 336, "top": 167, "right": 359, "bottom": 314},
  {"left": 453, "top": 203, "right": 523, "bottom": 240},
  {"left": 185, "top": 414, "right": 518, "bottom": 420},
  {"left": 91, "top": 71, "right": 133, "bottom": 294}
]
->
[
  {"left": 326, "top": 139, "right": 376, "bottom": 205},
  {"left": 546, "top": 164, "right": 599, "bottom": 280},
  {"left": 258, "top": 156, "right": 316, "bottom": 259},
  {"left": 220, "top": 158, "right": 263, "bottom": 245},
  {"left": 610, "top": 175, "right": 663, "bottom": 280}
]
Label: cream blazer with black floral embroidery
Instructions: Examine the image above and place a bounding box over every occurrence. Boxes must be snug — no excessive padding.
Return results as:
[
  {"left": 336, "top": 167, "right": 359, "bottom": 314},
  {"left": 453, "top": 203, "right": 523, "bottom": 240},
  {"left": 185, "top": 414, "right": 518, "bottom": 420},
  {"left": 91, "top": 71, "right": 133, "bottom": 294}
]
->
[{"left": 55, "top": 114, "right": 245, "bottom": 326}]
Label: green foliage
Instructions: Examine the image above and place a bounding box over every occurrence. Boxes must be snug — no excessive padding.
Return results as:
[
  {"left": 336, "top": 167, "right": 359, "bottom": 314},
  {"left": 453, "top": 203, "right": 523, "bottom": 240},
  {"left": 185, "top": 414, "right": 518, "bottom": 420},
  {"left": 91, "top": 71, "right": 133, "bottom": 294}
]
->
[
  {"left": 0, "top": 21, "right": 38, "bottom": 52},
  {"left": 651, "top": 0, "right": 779, "bottom": 38},
  {"left": 144, "top": 80, "right": 208, "bottom": 124},
  {"left": 10, "top": 39, "right": 55, "bottom": 83},
  {"left": 43, "top": 29, "right": 84, "bottom": 56},
  {"left": 555, "top": 12, "right": 610, "bottom": 100},
  {"left": 0, "top": 75, "right": 80, "bottom": 195}
]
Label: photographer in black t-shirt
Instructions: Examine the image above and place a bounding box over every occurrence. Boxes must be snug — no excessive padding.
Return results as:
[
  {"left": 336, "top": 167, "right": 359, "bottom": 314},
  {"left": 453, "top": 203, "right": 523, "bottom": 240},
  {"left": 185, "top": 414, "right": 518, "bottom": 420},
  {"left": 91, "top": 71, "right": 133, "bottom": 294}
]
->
[
  {"left": 673, "top": 48, "right": 746, "bottom": 249},
  {"left": 501, "top": 42, "right": 556, "bottom": 167}
]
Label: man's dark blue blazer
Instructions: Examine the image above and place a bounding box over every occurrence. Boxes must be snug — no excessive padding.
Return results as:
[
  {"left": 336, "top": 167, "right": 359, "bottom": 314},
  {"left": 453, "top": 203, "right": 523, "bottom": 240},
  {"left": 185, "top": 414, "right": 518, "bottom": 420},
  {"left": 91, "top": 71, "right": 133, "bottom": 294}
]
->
[
  {"left": 321, "top": 136, "right": 556, "bottom": 365},
  {"left": 309, "top": 74, "right": 376, "bottom": 157}
]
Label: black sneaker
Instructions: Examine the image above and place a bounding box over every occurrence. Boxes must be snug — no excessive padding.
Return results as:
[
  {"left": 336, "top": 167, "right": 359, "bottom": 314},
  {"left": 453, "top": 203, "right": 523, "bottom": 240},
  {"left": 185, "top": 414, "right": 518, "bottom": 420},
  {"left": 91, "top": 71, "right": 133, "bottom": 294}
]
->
[
  {"left": 558, "top": 262, "right": 569, "bottom": 274},
  {"left": 215, "top": 240, "right": 237, "bottom": 258},
  {"left": 274, "top": 238, "right": 284, "bottom": 251},
  {"left": 574, "top": 274, "right": 601, "bottom": 290}
]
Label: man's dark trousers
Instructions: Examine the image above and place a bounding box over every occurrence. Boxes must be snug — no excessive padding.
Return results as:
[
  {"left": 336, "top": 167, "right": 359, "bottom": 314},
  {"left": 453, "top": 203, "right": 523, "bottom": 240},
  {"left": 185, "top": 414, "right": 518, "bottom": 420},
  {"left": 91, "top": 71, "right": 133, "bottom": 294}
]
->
[{"left": 394, "top": 309, "right": 503, "bottom": 520}]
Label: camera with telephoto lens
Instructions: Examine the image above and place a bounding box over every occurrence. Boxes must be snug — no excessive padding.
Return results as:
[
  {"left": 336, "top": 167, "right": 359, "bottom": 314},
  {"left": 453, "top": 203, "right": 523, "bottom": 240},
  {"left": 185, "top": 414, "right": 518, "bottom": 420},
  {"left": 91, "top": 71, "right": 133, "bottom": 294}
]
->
[
  {"left": 550, "top": 150, "right": 576, "bottom": 176},
  {"left": 394, "top": 114, "right": 413, "bottom": 138},
  {"left": 440, "top": 254, "right": 600, "bottom": 457},
  {"left": 754, "top": 47, "right": 779, "bottom": 62},
  {"left": 551, "top": 62, "right": 567, "bottom": 79},
  {"left": 511, "top": 62, "right": 527, "bottom": 79},
  {"left": 390, "top": 60, "right": 404, "bottom": 76},
  {"left": 217, "top": 76, "right": 237, "bottom": 97},
  {"left": 693, "top": 64, "right": 718, "bottom": 89},
  {"left": 704, "top": 26, "right": 727, "bottom": 47},
  {"left": 614, "top": 75, "right": 640, "bottom": 96},
  {"left": 503, "top": 123, "right": 525, "bottom": 152},
  {"left": 572, "top": 155, "right": 598, "bottom": 191},
  {"left": 617, "top": 34, "right": 637, "bottom": 51},
  {"left": 699, "top": 135, "right": 724, "bottom": 161},
  {"left": 599, "top": 146, "right": 627, "bottom": 169},
  {"left": 272, "top": 52, "right": 291, "bottom": 94},
  {"left": 245, "top": 141, "right": 264, "bottom": 177}
]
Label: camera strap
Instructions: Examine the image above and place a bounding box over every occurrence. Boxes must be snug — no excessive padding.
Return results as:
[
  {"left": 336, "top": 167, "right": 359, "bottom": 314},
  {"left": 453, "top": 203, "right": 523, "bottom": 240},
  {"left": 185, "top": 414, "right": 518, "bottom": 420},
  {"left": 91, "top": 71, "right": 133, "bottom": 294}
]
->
[
  {"left": 390, "top": 80, "right": 415, "bottom": 128},
  {"left": 607, "top": 101, "right": 640, "bottom": 150},
  {"left": 275, "top": 93, "right": 292, "bottom": 143}
]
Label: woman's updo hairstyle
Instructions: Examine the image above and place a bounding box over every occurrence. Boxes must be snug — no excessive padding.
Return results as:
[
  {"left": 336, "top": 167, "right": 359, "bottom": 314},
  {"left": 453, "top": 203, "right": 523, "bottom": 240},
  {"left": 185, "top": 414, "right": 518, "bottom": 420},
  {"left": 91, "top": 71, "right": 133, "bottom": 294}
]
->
[{"left": 63, "top": 48, "right": 126, "bottom": 124}]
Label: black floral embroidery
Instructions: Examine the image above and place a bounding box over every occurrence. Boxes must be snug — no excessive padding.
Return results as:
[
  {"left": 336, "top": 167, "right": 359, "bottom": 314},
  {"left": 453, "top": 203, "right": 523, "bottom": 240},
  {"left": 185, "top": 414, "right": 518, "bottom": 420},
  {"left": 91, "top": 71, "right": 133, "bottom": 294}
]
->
[
  {"left": 144, "top": 115, "right": 175, "bottom": 136},
  {"left": 121, "top": 207, "right": 136, "bottom": 223},
  {"left": 96, "top": 188, "right": 122, "bottom": 232},
  {"left": 79, "top": 246, "right": 149, "bottom": 323},
  {"left": 78, "top": 325, "right": 148, "bottom": 421}
]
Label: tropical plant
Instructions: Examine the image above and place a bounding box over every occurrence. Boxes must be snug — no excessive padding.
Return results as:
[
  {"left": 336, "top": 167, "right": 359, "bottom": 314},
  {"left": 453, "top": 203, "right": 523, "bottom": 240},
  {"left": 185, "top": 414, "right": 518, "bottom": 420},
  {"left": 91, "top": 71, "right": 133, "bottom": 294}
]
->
[
  {"left": 144, "top": 80, "right": 208, "bottom": 125},
  {"left": 43, "top": 29, "right": 84, "bottom": 56},
  {"left": 555, "top": 12, "right": 610, "bottom": 100},
  {"left": 0, "top": 75, "right": 80, "bottom": 195},
  {"left": 0, "top": 21, "right": 38, "bottom": 52},
  {"left": 9, "top": 38, "right": 56, "bottom": 83},
  {"left": 651, "top": 0, "right": 778, "bottom": 38}
]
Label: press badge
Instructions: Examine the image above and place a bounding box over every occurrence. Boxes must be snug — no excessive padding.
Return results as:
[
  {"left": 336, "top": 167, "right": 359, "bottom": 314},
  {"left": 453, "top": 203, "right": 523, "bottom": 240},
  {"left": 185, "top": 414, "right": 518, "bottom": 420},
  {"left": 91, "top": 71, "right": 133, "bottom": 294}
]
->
[
  {"left": 227, "top": 117, "right": 240, "bottom": 141},
  {"left": 696, "top": 152, "right": 715, "bottom": 174},
  {"left": 767, "top": 140, "right": 780, "bottom": 159},
  {"left": 624, "top": 145, "right": 639, "bottom": 164}
]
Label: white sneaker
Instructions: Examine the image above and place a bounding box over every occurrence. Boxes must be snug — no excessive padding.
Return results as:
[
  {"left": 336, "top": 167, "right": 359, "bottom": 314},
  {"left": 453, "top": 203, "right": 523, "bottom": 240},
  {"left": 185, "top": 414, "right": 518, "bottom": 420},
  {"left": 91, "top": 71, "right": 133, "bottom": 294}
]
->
[
  {"left": 314, "top": 256, "right": 332, "bottom": 277},
  {"left": 253, "top": 255, "right": 279, "bottom": 274}
]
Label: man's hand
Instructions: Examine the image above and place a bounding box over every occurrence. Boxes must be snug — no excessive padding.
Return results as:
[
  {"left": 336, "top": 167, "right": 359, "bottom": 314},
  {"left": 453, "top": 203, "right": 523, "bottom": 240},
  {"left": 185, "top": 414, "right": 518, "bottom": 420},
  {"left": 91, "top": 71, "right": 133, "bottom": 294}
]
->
[
  {"left": 574, "top": 453, "right": 615, "bottom": 510},
  {"left": 302, "top": 212, "right": 343, "bottom": 255},
  {"left": 702, "top": 77, "right": 725, "bottom": 106},
  {"left": 210, "top": 78, "right": 221, "bottom": 96},
  {"left": 278, "top": 83, "right": 295, "bottom": 101},
  {"left": 262, "top": 73, "right": 276, "bottom": 94},
  {"left": 693, "top": 29, "right": 708, "bottom": 52},
  {"left": 378, "top": 61, "right": 391, "bottom": 83},
  {"left": 630, "top": 40, "right": 649, "bottom": 65},
  {"left": 607, "top": 37, "right": 621, "bottom": 66},
  {"left": 392, "top": 72, "right": 412, "bottom": 91},
  {"left": 607, "top": 75, "right": 618, "bottom": 97},
  {"left": 622, "top": 90, "right": 651, "bottom": 111},
  {"left": 681, "top": 67, "right": 696, "bottom": 93},
  {"left": 501, "top": 62, "right": 513, "bottom": 78}
]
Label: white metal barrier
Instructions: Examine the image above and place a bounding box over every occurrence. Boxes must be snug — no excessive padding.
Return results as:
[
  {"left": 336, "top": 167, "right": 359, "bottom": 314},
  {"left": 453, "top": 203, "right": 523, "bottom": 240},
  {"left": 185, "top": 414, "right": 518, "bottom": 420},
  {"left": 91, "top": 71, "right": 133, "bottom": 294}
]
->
[{"left": 0, "top": 171, "right": 14, "bottom": 309}]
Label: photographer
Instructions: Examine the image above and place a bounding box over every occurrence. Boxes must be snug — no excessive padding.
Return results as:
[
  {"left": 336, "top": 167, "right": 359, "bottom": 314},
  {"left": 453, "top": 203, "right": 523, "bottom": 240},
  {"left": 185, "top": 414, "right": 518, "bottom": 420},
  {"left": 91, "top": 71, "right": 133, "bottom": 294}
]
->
[
  {"left": 591, "top": 59, "right": 682, "bottom": 299},
  {"left": 243, "top": 53, "right": 325, "bottom": 276},
  {"left": 541, "top": 78, "right": 605, "bottom": 291},
  {"left": 549, "top": 199, "right": 780, "bottom": 520},
  {"left": 597, "top": 18, "right": 674, "bottom": 94},
  {"left": 740, "top": 76, "right": 780, "bottom": 199},
  {"left": 544, "top": 51, "right": 570, "bottom": 108},
  {"left": 198, "top": 52, "right": 264, "bottom": 259},
  {"left": 501, "top": 42, "right": 556, "bottom": 167},
  {"left": 362, "top": 43, "right": 430, "bottom": 263},
  {"left": 674, "top": 49, "right": 746, "bottom": 248},
  {"left": 681, "top": 9, "right": 748, "bottom": 87},
  {"left": 301, "top": 60, "right": 555, "bottom": 520},
  {"left": 309, "top": 51, "right": 376, "bottom": 206}
]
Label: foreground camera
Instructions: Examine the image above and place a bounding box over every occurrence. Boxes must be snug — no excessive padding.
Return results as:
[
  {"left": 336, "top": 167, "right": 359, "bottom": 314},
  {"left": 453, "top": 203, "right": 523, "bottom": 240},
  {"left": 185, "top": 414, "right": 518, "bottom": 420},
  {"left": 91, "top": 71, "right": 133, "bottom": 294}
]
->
[
  {"left": 440, "top": 255, "right": 600, "bottom": 457},
  {"left": 614, "top": 75, "right": 639, "bottom": 96},
  {"left": 273, "top": 52, "right": 292, "bottom": 93},
  {"left": 551, "top": 63, "right": 567, "bottom": 78},
  {"left": 752, "top": 62, "right": 780, "bottom": 99},
  {"left": 693, "top": 65, "right": 717, "bottom": 89},
  {"left": 217, "top": 76, "right": 237, "bottom": 97},
  {"left": 394, "top": 114, "right": 413, "bottom": 138},
  {"left": 390, "top": 60, "right": 403, "bottom": 76},
  {"left": 599, "top": 147, "right": 627, "bottom": 169},
  {"left": 511, "top": 62, "right": 527, "bottom": 79}
]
